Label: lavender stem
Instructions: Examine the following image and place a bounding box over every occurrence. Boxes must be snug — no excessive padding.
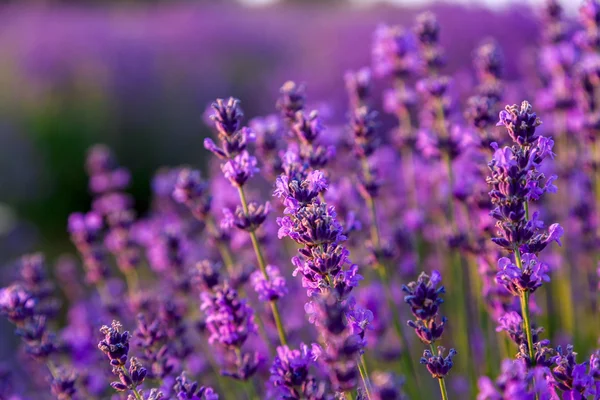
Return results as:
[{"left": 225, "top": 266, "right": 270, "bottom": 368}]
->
[{"left": 236, "top": 185, "right": 288, "bottom": 347}]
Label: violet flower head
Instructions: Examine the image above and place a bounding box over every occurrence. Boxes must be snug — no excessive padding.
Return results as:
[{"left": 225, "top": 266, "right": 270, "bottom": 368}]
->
[
  {"left": 551, "top": 345, "right": 596, "bottom": 396},
  {"left": 277, "top": 81, "right": 306, "bottom": 120},
  {"left": 403, "top": 270, "right": 445, "bottom": 321},
  {"left": 110, "top": 357, "right": 147, "bottom": 392},
  {"left": 200, "top": 283, "right": 256, "bottom": 349},
  {"left": 192, "top": 260, "right": 222, "bottom": 292},
  {"left": 477, "top": 359, "right": 551, "bottom": 400},
  {"left": 414, "top": 12, "right": 445, "bottom": 70},
  {"left": 277, "top": 201, "right": 345, "bottom": 247},
  {"left": 0, "top": 284, "right": 36, "bottom": 324},
  {"left": 349, "top": 106, "right": 380, "bottom": 158},
  {"left": 487, "top": 102, "right": 562, "bottom": 254},
  {"left": 174, "top": 372, "right": 219, "bottom": 400},
  {"left": 172, "top": 168, "right": 211, "bottom": 213},
  {"left": 372, "top": 24, "right": 419, "bottom": 79},
  {"left": 49, "top": 368, "right": 77, "bottom": 400},
  {"left": 210, "top": 97, "right": 244, "bottom": 138},
  {"left": 420, "top": 347, "right": 457, "bottom": 379},
  {"left": 274, "top": 168, "right": 328, "bottom": 213},
  {"left": 98, "top": 320, "right": 130, "bottom": 367},
  {"left": 290, "top": 110, "right": 324, "bottom": 145},
  {"left": 345, "top": 67, "right": 372, "bottom": 107},
  {"left": 220, "top": 151, "right": 259, "bottom": 188},
  {"left": 580, "top": 0, "right": 600, "bottom": 29},
  {"left": 415, "top": 12, "right": 440, "bottom": 45},
  {"left": 473, "top": 39, "right": 504, "bottom": 82},
  {"left": 304, "top": 293, "right": 364, "bottom": 392},
  {"left": 86, "top": 144, "right": 131, "bottom": 196},
  {"left": 496, "top": 101, "right": 542, "bottom": 147},
  {"left": 403, "top": 271, "right": 448, "bottom": 345},
  {"left": 222, "top": 201, "right": 271, "bottom": 232},
  {"left": 250, "top": 265, "right": 288, "bottom": 301},
  {"left": 369, "top": 372, "right": 407, "bottom": 400},
  {"left": 495, "top": 253, "right": 550, "bottom": 296},
  {"left": 268, "top": 343, "right": 320, "bottom": 399},
  {"left": 465, "top": 95, "right": 497, "bottom": 130},
  {"left": 495, "top": 311, "right": 527, "bottom": 346}
]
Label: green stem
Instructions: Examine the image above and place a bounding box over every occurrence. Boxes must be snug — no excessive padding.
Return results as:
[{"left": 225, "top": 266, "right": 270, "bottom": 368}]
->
[
  {"left": 357, "top": 355, "right": 372, "bottom": 400},
  {"left": 438, "top": 377, "right": 449, "bottom": 400},
  {"left": 237, "top": 186, "right": 288, "bottom": 347},
  {"left": 360, "top": 159, "right": 417, "bottom": 382},
  {"left": 124, "top": 269, "right": 139, "bottom": 297},
  {"left": 515, "top": 249, "right": 535, "bottom": 367},
  {"left": 429, "top": 344, "right": 450, "bottom": 400}
]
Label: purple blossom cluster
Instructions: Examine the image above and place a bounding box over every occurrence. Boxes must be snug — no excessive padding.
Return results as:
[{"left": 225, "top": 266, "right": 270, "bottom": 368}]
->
[{"left": 3, "top": 2, "right": 600, "bottom": 400}]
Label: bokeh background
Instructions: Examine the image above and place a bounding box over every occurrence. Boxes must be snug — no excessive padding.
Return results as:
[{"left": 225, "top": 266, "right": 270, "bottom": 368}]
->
[{"left": 0, "top": 0, "right": 570, "bottom": 381}]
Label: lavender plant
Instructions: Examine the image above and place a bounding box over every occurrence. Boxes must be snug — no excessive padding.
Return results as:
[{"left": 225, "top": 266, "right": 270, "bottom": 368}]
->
[{"left": 3, "top": 3, "right": 600, "bottom": 400}]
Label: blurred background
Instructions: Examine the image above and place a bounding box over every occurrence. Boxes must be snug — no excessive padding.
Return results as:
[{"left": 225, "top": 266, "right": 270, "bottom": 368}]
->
[{"left": 0, "top": 0, "right": 562, "bottom": 267}]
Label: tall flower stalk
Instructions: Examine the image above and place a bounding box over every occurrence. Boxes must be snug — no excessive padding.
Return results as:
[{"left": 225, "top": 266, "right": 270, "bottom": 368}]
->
[
  {"left": 205, "top": 97, "right": 289, "bottom": 347},
  {"left": 344, "top": 67, "right": 417, "bottom": 383},
  {"left": 403, "top": 271, "right": 456, "bottom": 400},
  {"left": 275, "top": 157, "right": 373, "bottom": 397},
  {"left": 488, "top": 101, "right": 563, "bottom": 366}
]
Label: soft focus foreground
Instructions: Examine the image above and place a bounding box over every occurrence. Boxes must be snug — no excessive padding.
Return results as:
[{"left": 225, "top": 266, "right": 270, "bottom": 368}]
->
[{"left": 1, "top": 1, "right": 600, "bottom": 399}]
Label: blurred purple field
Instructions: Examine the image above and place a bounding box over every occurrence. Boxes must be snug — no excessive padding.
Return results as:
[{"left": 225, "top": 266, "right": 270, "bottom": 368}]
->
[{"left": 3, "top": 1, "right": 599, "bottom": 399}]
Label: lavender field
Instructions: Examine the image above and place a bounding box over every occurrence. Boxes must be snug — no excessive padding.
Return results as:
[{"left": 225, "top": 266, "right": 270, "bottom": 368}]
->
[{"left": 1, "top": 0, "right": 599, "bottom": 399}]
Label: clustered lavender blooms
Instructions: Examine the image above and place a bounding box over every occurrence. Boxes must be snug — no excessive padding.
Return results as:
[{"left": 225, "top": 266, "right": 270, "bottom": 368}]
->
[
  {"left": 487, "top": 101, "right": 562, "bottom": 365},
  {"left": 403, "top": 271, "right": 457, "bottom": 385},
  {"left": 5, "top": 2, "right": 600, "bottom": 400}
]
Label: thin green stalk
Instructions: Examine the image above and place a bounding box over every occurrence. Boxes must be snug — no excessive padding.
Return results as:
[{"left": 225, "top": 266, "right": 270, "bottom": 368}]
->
[
  {"left": 515, "top": 249, "right": 535, "bottom": 367},
  {"left": 237, "top": 186, "right": 288, "bottom": 347},
  {"left": 360, "top": 158, "right": 418, "bottom": 383},
  {"left": 46, "top": 360, "right": 58, "bottom": 379},
  {"left": 438, "top": 377, "right": 449, "bottom": 400},
  {"left": 429, "top": 344, "right": 449, "bottom": 400},
  {"left": 357, "top": 355, "right": 372, "bottom": 400},
  {"left": 124, "top": 269, "right": 139, "bottom": 298}
]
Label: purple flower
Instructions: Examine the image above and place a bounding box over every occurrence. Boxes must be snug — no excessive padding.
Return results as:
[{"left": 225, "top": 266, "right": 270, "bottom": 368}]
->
[
  {"left": 290, "top": 110, "right": 324, "bottom": 145},
  {"left": 210, "top": 97, "right": 244, "bottom": 138},
  {"left": 274, "top": 169, "right": 328, "bottom": 213},
  {"left": 277, "top": 202, "right": 345, "bottom": 246},
  {"left": 220, "top": 151, "right": 259, "bottom": 187},
  {"left": 349, "top": 106, "right": 380, "bottom": 158},
  {"left": 477, "top": 359, "right": 551, "bottom": 400},
  {"left": 495, "top": 253, "right": 550, "bottom": 296},
  {"left": 98, "top": 320, "right": 130, "bottom": 367},
  {"left": 420, "top": 347, "right": 457, "bottom": 379},
  {"left": 174, "top": 372, "right": 219, "bottom": 400},
  {"left": 496, "top": 101, "right": 542, "bottom": 147},
  {"left": 372, "top": 24, "right": 419, "bottom": 79},
  {"left": 250, "top": 265, "right": 288, "bottom": 301},
  {"left": 0, "top": 285, "right": 36, "bottom": 323},
  {"left": 551, "top": 345, "right": 596, "bottom": 396},
  {"left": 345, "top": 68, "right": 372, "bottom": 107},
  {"left": 402, "top": 270, "right": 445, "bottom": 321},
  {"left": 370, "top": 372, "right": 407, "bottom": 400},
  {"left": 200, "top": 283, "right": 257, "bottom": 349},
  {"left": 268, "top": 343, "right": 320, "bottom": 399},
  {"left": 495, "top": 312, "right": 526, "bottom": 346},
  {"left": 49, "top": 368, "right": 78, "bottom": 399},
  {"left": 222, "top": 201, "right": 271, "bottom": 232},
  {"left": 110, "top": 357, "right": 147, "bottom": 392},
  {"left": 172, "top": 169, "right": 208, "bottom": 205},
  {"left": 276, "top": 81, "right": 306, "bottom": 120},
  {"left": 473, "top": 38, "right": 504, "bottom": 81}
]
